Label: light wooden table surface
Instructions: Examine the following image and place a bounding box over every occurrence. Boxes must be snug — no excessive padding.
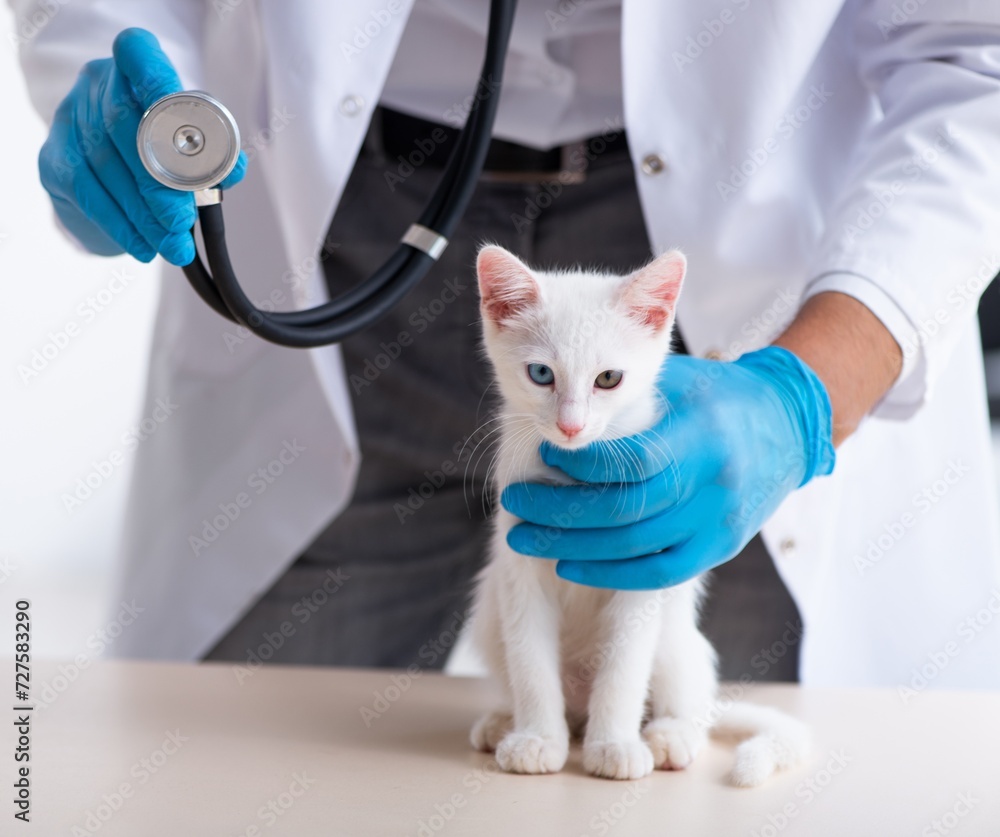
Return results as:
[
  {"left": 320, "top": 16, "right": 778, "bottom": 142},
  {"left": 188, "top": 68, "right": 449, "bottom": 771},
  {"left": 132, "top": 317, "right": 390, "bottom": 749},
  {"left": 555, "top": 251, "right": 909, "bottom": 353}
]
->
[{"left": 4, "top": 659, "right": 997, "bottom": 836}]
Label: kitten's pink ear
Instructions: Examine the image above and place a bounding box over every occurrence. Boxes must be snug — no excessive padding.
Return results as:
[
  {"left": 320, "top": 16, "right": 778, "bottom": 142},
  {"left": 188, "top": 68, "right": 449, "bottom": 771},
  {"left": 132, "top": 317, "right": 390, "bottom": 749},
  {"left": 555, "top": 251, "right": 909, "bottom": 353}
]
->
[
  {"left": 477, "top": 245, "right": 539, "bottom": 326},
  {"left": 623, "top": 250, "right": 686, "bottom": 332}
]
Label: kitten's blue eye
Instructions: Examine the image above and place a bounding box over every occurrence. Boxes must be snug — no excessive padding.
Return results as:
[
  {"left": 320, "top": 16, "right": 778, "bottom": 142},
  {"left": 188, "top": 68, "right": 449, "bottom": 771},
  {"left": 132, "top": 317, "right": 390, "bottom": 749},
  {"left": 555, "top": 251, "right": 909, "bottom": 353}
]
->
[
  {"left": 527, "top": 363, "right": 555, "bottom": 386},
  {"left": 595, "top": 369, "right": 623, "bottom": 389}
]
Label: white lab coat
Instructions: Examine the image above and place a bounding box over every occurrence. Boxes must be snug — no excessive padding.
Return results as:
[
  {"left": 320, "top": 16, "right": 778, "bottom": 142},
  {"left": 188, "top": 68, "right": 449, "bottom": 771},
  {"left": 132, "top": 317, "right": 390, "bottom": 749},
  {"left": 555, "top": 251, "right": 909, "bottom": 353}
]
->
[{"left": 13, "top": 0, "right": 1000, "bottom": 689}]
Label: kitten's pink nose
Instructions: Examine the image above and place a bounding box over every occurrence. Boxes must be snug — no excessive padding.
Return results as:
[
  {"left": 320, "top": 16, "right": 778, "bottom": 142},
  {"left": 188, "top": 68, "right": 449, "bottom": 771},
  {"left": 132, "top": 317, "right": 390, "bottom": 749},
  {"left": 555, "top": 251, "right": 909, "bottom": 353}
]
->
[{"left": 557, "top": 420, "right": 584, "bottom": 439}]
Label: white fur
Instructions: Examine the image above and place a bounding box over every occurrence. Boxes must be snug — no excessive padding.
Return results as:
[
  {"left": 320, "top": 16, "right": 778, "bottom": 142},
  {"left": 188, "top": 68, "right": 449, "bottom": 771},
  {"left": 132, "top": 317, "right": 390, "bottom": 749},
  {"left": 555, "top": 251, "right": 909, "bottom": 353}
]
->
[{"left": 469, "top": 246, "right": 810, "bottom": 785}]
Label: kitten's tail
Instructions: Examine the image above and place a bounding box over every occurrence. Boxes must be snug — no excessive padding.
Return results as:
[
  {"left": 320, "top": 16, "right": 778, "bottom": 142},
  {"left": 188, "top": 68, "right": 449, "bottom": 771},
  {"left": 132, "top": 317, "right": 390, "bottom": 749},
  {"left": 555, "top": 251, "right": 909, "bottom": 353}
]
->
[{"left": 712, "top": 702, "right": 811, "bottom": 787}]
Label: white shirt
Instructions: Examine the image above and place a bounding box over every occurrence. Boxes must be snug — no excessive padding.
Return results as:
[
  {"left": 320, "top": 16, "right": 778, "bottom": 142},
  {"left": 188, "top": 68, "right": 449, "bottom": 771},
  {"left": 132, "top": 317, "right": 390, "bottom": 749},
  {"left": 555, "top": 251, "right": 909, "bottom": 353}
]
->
[
  {"left": 379, "top": 0, "right": 624, "bottom": 148},
  {"left": 380, "top": 0, "right": 924, "bottom": 394}
]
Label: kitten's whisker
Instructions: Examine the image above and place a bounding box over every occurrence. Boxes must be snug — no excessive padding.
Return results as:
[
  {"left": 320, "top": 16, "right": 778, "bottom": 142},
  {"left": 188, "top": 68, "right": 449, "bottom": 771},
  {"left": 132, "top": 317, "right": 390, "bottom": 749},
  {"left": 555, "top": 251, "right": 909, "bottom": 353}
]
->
[
  {"left": 506, "top": 428, "right": 541, "bottom": 493},
  {"left": 464, "top": 423, "right": 511, "bottom": 492},
  {"left": 609, "top": 439, "right": 636, "bottom": 519},
  {"left": 636, "top": 425, "right": 682, "bottom": 503},
  {"left": 473, "top": 375, "right": 500, "bottom": 426},
  {"left": 481, "top": 427, "right": 527, "bottom": 494},
  {"left": 483, "top": 419, "right": 536, "bottom": 488},
  {"left": 488, "top": 423, "right": 541, "bottom": 505},
  {"left": 464, "top": 414, "right": 536, "bottom": 515},
  {"left": 611, "top": 439, "right": 645, "bottom": 514}
]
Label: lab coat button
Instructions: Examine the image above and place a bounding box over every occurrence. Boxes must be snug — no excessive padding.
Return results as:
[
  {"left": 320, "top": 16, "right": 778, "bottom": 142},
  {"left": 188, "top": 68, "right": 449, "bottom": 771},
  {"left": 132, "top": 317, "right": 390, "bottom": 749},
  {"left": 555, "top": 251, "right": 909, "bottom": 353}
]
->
[
  {"left": 704, "top": 349, "right": 723, "bottom": 361},
  {"left": 641, "top": 154, "right": 666, "bottom": 175},
  {"left": 780, "top": 538, "right": 796, "bottom": 556},
  {"left": 339, "top": 95, "right": 364, "bottom": 117}
]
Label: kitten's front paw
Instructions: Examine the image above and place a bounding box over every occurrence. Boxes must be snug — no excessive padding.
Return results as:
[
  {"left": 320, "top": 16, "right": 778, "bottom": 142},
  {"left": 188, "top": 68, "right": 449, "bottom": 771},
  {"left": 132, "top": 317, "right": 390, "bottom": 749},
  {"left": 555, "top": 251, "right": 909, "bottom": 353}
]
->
[
  {"left": 642, "top": 717, "right": 707, "bottom": 770},
  {"left": 495, "top": 732, "right": 568, "bottom": 774},
  {"left": 583, "top": 740, "right": 654, "bottom": 780},
  {"left": 470, "top": 711, "right": 513, "bottom": 752}
]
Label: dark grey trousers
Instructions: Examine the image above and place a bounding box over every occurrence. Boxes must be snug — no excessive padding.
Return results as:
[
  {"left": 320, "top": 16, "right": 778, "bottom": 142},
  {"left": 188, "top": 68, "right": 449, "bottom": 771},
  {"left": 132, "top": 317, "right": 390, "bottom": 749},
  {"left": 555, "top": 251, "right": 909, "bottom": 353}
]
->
[{"left": 204, "top": 118, "right": 801, "bottom": 682}]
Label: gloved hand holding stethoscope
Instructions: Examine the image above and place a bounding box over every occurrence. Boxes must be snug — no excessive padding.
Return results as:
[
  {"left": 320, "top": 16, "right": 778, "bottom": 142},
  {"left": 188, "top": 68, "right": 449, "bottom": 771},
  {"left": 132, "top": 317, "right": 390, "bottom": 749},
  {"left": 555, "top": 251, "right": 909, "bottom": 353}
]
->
[
  {"left": 39, "top": 6, "right": 515, "bottom": 347},
  {"left": 38, "top": 28, "right": 248, "bottom": 268}
]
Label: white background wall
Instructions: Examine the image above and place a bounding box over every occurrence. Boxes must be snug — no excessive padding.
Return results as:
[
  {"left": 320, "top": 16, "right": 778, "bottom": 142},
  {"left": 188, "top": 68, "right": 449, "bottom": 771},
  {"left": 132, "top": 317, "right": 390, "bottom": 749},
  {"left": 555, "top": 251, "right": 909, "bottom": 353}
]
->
[{"left": 0, "top": 5, "right": 159, "bottom": 659}]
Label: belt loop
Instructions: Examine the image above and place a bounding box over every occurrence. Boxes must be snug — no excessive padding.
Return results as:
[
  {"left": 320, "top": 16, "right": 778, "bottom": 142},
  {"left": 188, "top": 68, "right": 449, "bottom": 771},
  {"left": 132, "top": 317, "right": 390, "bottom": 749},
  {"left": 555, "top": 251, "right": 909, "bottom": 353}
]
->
[
  {"left": 560, "top": 141, "right": 588, "bottom": 185},
  {"left": 363, "top": 106, "right": 386, "bottom": 160}
]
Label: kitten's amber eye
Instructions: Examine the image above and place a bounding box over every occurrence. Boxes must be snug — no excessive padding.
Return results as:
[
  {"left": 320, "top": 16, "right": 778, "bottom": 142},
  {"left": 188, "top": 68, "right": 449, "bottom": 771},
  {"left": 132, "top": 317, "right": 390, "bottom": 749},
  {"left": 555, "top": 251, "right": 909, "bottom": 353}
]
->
[
  {"left": 527, "top": 363, "right": 555, "bottom": 386},
  {"left": 595, "top": 370, "right": 623, "bottom": 389}
]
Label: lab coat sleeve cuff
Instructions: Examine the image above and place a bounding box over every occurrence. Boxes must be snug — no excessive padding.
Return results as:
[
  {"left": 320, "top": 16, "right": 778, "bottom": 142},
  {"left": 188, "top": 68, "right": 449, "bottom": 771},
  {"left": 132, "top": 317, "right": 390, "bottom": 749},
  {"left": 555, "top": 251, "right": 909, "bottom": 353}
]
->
[{"left": 801, "top": 271, "right": 927, "bottom": 421}]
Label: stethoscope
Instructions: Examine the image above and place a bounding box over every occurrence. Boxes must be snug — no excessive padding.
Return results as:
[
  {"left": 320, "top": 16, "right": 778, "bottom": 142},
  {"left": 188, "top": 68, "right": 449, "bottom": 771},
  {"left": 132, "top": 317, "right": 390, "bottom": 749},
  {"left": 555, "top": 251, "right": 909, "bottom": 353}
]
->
[{"left": 135, "top": 0, "right": 515, "bottom": 348}]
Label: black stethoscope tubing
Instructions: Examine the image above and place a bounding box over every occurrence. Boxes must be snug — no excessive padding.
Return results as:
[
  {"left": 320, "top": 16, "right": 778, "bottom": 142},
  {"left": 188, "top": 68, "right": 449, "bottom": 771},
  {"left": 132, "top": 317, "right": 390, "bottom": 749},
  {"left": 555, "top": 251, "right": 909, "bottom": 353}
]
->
[{"left": 181, "top": 0, "right": 517, "bottom": 347}]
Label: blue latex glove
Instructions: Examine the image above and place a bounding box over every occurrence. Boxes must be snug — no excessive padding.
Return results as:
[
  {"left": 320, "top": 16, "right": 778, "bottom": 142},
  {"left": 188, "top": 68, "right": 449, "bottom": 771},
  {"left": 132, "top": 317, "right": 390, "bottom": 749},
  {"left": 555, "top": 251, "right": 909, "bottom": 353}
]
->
[
  {"left": 38, "top": 28, "right": 247, "bottom": 266},
  {"left": 501, "top": 346, "right": 836, "bottom": 590}
]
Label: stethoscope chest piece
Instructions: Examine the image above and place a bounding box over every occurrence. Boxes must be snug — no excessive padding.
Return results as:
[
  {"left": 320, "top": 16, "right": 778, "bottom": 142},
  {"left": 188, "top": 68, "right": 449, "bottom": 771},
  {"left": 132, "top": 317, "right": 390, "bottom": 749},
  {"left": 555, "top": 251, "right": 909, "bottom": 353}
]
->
[{"left": 137, "top": 91, "right": 241, "bottom": 192}]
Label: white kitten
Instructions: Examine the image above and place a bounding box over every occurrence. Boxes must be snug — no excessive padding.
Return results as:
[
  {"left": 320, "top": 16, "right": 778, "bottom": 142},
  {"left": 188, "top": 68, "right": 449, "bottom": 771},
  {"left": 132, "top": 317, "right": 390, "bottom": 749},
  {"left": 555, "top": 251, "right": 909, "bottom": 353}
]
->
[{"left": 469, "top": 245, "right": 809, "bottom": 785}]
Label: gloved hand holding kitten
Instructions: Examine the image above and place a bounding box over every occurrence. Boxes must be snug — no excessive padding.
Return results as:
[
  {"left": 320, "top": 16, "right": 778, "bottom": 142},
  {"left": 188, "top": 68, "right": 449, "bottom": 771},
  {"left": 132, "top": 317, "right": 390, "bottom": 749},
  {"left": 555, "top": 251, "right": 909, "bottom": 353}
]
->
[
  {"left": 501, "top": 344, "right": 836, "bottom": 589},
  {"left": 473, "top": 245, "right": 816, "bottom": 783}
]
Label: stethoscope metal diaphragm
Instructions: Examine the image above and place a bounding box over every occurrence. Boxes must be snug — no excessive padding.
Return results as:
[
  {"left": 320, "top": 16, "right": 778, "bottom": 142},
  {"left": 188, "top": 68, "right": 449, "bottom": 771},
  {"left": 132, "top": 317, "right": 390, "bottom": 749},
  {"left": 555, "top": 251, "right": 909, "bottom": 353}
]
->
[{"left": 137, "top": 91, "right": 241, "bottom": 192}]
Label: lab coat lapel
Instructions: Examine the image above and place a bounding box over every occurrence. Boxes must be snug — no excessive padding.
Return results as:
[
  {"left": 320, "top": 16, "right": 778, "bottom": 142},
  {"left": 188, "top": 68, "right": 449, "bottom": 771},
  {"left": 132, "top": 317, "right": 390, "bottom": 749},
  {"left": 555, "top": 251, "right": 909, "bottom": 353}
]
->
[{"left": 255, "top": 0, "right": 416, "bottom": 310}]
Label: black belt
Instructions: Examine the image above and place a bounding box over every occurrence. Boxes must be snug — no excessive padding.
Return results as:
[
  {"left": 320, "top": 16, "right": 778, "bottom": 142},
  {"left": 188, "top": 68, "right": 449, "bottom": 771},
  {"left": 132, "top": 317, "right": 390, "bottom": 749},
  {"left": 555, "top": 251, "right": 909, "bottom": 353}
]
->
[{"left": 376, "top": 106, "right": 629, "bottom": 184}]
